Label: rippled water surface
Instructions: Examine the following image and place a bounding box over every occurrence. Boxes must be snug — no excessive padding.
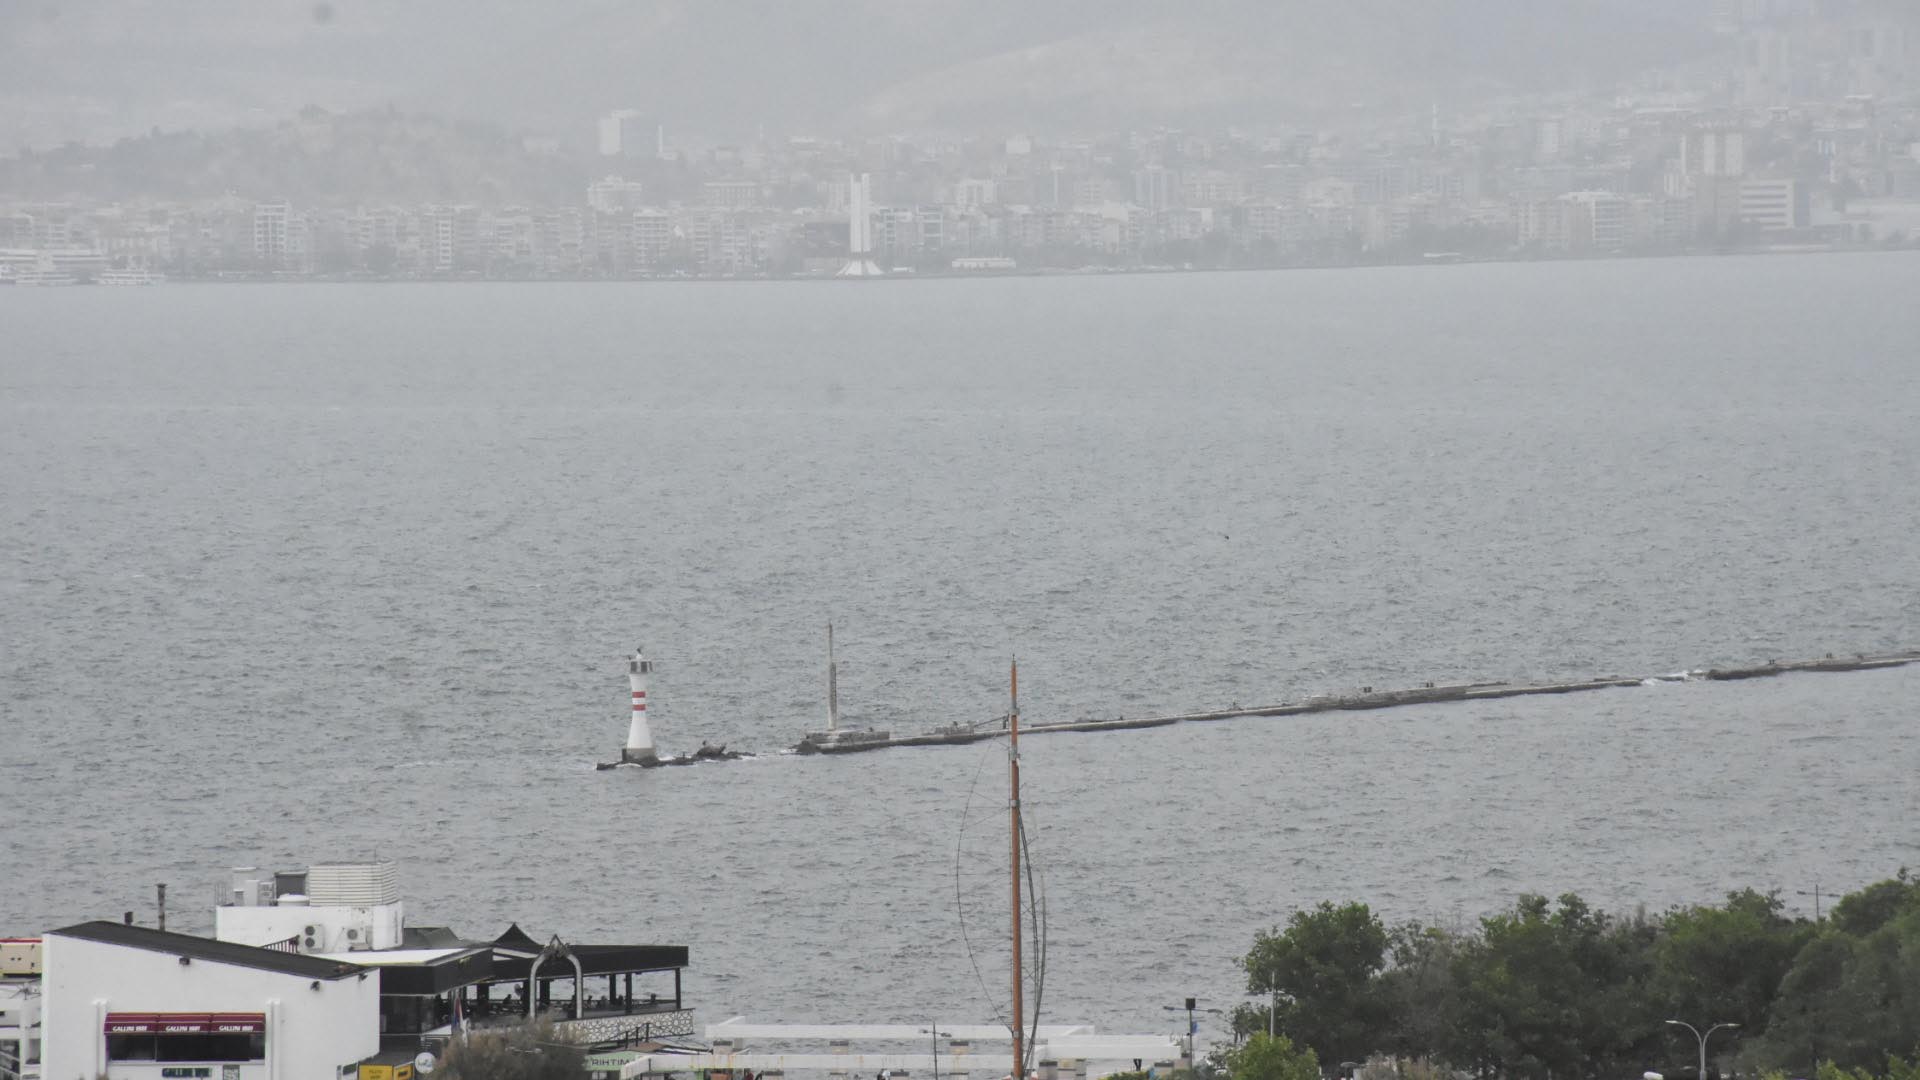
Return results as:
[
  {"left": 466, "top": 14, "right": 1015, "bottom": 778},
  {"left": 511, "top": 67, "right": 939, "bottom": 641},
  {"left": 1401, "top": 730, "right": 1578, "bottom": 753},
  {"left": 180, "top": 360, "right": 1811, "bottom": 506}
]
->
[{"left": 3, "top": 254, "right": 1918, "bottom": 1033}]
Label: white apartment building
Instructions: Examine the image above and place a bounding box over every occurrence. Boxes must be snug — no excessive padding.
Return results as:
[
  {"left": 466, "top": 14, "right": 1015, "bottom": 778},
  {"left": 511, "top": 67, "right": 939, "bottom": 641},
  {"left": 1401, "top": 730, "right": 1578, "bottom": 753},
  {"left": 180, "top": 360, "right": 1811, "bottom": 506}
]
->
[
  {"left": 1739, "top": 178, "right": 1808, "bottom": 229},
  {"left": 252, "top": 204, "right": 290, "bottom": 263}
]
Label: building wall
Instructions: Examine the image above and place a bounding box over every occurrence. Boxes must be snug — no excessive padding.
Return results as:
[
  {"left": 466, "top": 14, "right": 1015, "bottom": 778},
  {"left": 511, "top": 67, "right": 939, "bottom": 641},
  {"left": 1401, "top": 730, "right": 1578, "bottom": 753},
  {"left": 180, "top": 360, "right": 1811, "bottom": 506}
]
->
[
  {"left": 216, "top": 902, "right": 403, "bottom": 954},
  {"left": 1739, "top": 178, "right": 1808, "bottom": 229},
  {"left": 1, "top": 978, "right": 42, "bottom": 1079},
  {"left": 42, "top": 935, "right": 378, "bottom": 1080}
]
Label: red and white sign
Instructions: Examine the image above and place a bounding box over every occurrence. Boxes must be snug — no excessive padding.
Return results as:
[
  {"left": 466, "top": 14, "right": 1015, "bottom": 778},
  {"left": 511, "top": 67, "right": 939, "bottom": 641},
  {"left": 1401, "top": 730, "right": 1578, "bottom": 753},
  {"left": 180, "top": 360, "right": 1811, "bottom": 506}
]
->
[{"left": 104, "top": 1013, "right": 265, "bottom": 1035}]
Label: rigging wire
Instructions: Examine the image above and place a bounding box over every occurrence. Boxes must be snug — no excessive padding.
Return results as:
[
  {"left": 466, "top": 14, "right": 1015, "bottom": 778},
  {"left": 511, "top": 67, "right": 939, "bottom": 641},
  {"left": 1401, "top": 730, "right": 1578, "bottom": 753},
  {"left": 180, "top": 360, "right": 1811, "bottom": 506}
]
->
[
  {"left": 951, "top": 714, "right": 1052, "bottom": 1077},
  {"left": 1018, "top": 802, "right": 1049, "bottom": 1077},
  {"left": 953, "top": 737, "right": 1009, "bottom": 1032}
]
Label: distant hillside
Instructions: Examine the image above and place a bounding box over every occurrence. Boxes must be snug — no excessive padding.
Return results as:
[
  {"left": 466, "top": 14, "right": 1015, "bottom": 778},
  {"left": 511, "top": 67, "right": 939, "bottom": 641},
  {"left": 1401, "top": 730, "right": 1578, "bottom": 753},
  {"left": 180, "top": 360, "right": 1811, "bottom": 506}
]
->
[
  {"left": 0, "top": 0, "right": 1720, "bottom": 149},
  {"left": 0, "top": 109, "right": 590, "bottom": 206},
  {"left": 851, "top": 1, "right": 1716, "bottom": 130}
]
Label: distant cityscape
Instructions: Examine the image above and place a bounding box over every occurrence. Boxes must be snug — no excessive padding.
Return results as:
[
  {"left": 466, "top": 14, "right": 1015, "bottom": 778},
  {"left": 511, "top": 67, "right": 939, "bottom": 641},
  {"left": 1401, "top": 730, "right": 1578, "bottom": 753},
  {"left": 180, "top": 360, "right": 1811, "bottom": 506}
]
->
[{"left": 3, "top": 1, "right": 1918, "bottom": 284}]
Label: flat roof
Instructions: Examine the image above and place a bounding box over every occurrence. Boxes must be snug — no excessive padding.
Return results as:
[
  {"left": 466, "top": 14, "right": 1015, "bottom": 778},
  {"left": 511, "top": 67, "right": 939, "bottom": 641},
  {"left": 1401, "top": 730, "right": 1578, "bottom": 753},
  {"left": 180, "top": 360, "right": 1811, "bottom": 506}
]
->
[
  {"left": 313, "top": 948, "right": 483, "bottom": 966},
  {"left": 314, "top": 947, "right": 493, "bottom": 995},
  {"left": 50, "top": 922, "right": 365, "bottom": 981}
]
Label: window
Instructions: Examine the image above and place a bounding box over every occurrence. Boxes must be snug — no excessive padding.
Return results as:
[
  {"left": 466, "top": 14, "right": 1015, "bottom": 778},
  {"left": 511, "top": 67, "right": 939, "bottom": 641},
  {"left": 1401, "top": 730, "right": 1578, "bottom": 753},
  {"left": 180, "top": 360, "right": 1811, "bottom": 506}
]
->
[{"left": 107, "top": 1035, "right": 157, "bottom": 1061}]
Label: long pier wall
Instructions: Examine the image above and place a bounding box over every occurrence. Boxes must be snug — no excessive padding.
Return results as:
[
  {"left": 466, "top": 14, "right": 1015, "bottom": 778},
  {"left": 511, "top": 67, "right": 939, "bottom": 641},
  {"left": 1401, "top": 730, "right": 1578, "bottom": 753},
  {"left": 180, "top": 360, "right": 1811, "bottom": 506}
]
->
[{"left": 796, "top": 649, "right": 1920, "bottom": 756}]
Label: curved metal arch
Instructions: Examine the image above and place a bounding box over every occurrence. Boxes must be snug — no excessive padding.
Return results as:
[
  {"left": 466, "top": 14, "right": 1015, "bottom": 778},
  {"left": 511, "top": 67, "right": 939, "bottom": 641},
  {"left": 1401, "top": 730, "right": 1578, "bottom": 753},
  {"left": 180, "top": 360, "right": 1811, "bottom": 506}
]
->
[{"left": 527, "top": 934, "right": 585, "bottom": 1020}]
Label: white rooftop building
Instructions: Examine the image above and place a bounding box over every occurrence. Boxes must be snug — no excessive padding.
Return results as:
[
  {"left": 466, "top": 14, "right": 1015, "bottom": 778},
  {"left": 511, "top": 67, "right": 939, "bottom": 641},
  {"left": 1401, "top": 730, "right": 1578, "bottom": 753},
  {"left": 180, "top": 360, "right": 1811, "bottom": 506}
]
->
[
  {"left": 215, "top": 862, "right": 405, "bottom": 954},
  {"left": 39, "top": 921, "right": 378, "bottom": 1080}
]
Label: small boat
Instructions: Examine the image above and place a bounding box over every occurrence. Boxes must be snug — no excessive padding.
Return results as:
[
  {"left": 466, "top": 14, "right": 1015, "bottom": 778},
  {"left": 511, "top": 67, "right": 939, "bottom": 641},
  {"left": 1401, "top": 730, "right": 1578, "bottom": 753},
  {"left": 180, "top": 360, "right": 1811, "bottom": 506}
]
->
[{"left": 792, "top": 623, "right": 893, "bottom": 753}]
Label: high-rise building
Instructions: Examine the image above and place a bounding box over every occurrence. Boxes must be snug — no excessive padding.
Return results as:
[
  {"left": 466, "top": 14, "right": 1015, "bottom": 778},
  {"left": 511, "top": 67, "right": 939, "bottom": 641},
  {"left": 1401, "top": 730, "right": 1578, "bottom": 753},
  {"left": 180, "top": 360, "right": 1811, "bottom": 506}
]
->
[
  {"left": 1131, "top": 167, "right": 1173, "bottom": 211},
  {"left": 1680, "top": 129, "right": 1747, "bottom": 180},
  {"left": 252, "top": 203, "right": 290, "bottom": 264},
  {"left": 598, "top": 111, "right": 634, "bottom": 156},
  {"left": 598, "top": 111, "right": 662, "bottom": 158}
]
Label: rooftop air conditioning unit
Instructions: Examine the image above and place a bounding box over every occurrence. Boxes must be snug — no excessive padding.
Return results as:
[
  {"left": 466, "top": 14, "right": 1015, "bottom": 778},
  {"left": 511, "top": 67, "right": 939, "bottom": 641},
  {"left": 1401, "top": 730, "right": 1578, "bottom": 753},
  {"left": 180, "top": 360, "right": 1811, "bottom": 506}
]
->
[
  {"left": 307, "top": 861, "right": 400, "bottom": 907},
  {"left": 301, "top": 924, "right": 326, "bottom": 952}
]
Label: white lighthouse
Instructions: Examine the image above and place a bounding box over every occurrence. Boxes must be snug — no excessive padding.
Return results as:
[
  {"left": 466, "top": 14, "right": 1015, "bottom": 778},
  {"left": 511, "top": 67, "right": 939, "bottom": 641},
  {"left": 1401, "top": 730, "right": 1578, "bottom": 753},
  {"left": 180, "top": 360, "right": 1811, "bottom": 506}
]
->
[{"left": 623, "top": 647, "right": 658, "bottom": 765}]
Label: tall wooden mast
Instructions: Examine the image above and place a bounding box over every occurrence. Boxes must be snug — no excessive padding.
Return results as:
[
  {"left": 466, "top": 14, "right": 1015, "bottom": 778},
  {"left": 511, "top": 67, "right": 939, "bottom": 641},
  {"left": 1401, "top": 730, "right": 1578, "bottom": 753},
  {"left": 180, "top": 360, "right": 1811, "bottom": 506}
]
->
[
  {"left": 826, "top": 622, "right": 839, "bottom": 732},
  {"left": 1009, "top": 658, "right": 1024, "bottom": 1080}
]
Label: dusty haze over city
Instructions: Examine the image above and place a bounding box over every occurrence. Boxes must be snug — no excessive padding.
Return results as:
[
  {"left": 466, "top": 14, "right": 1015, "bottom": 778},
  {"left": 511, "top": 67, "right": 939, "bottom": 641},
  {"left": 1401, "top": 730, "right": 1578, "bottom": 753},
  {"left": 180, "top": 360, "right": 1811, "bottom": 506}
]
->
[
  {"left": 4, "top": 0, "right": 1742, "bottom": 147},
  {"left": 4, "top": 2, "right": 1920, "bottom": 1076}
]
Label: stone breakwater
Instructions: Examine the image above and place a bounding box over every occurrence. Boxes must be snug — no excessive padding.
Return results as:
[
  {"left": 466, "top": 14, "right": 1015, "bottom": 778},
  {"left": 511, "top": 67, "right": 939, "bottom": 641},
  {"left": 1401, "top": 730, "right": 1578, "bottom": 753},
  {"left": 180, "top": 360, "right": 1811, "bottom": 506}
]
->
[{"left": 768, "top": 649, "right": 1920, "bottom": 758}]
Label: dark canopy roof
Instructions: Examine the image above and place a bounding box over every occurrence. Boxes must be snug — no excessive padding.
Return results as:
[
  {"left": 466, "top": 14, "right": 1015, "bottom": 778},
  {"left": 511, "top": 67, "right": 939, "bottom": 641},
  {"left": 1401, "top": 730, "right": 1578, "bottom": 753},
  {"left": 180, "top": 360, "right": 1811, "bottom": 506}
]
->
[
  {"left": 52, "top": 921, "right": 364, "bottom": 981},
  {"left": 401, "top": 925, "right": 473, "bottom": 950},
  {"left": 489, "top": 943, "right": 689, "bottom": 980},
  {"left": 492, "top": 923, "right": 544, "bottom": 954}
]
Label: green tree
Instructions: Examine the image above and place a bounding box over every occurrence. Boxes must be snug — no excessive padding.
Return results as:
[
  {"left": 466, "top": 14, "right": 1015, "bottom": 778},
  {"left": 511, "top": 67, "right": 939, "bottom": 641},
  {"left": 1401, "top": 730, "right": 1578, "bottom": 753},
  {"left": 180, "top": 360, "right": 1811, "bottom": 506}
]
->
[
  {"left": 1759, "top": 875, "right": 1920, "bottom": 1073},
  {"left": 1242, "top": 901, "right": 1389, "bottom": 1065},
  {"left": 1374, "top": 922, "right": 1464, "bottom": 1063},
  {"left": 1219, "top": 1034, "right": 1321, "bottom": 1080},
  {"left": 1446, "top": 893, "right": 1659, "bottom": 1080},
  {"left": 1654, "top": 889, "right": 1811, "bottom": 1037},
  {"left": 1828, "top": 871, "right": 1919, "bottom": 937},
  {"left": 439, "top": 1019, "right": 586, "bottom": 1080}
]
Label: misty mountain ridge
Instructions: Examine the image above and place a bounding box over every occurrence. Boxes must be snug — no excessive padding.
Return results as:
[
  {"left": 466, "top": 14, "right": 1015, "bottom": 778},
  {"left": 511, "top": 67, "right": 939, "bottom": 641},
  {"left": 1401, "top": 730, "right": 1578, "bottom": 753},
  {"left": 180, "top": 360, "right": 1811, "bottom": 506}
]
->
[
  {"left": 0, "top": 108, "right": 598, "bottom": 206},
  {"left": 1, "top": 0, "right": 1720, "bottom": 150}
]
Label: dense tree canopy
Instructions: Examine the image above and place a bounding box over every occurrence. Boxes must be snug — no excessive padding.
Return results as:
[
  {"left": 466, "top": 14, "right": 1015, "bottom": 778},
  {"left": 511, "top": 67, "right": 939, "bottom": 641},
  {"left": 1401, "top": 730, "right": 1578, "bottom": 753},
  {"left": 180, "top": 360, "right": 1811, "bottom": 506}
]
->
[
  {"left": 1236, "top": 873, "right": 1920, "bottom": 1080},
  {"left": 1221, "top": 1034, "right": 1322, "bottom": 1080},
  {"left": 1243, "top": 901, "right": 1390, "bottom": 1066}
]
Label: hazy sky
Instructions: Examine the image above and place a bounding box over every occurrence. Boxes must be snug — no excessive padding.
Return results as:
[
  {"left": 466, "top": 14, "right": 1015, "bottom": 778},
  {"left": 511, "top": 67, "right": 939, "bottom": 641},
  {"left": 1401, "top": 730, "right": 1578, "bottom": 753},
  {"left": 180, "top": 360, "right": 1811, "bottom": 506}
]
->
[{"left": 1, "top": 0, "right": 1718, "bottom": 148}]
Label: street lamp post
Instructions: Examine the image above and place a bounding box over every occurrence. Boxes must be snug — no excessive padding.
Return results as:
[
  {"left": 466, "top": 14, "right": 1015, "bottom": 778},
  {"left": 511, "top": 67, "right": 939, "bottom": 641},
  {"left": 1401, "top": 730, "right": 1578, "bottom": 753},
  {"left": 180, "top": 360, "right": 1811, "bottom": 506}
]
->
[
  {"left": 1666, "top": 1019, "right": 1739, "bottom": 1080},
  {"left": 922, "top": 1023, "right": 951, "bottom": 1080},
  {"left": 1163, "top": 1000, "right": 1224, "bottom": 1064},
  {"left": 1253, "top": 985, "right": 1277, "bottom": 1038}
]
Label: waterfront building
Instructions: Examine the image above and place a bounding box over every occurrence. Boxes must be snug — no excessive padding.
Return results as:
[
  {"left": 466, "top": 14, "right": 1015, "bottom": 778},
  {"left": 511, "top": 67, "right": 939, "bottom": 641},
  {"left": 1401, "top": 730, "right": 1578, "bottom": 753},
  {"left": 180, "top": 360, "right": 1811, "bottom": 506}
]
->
[
  {"left": 632, "top": 209, "right": 672, "bottom": 267},
  {"left": 39, "top": 921, "right": 379, "bottom": 1080},
  {"left": 2, "top": 858, "right": 699, "bottom": 1080},
  {"left": 1562, "top": 190, "right": 1631, "bottom": 251},
  {"left": 1739, "top": 177, "right": 1809, "bottom": 229},
  {"left": 252, "top": 203, "right": 290, "bottom": 265}
]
